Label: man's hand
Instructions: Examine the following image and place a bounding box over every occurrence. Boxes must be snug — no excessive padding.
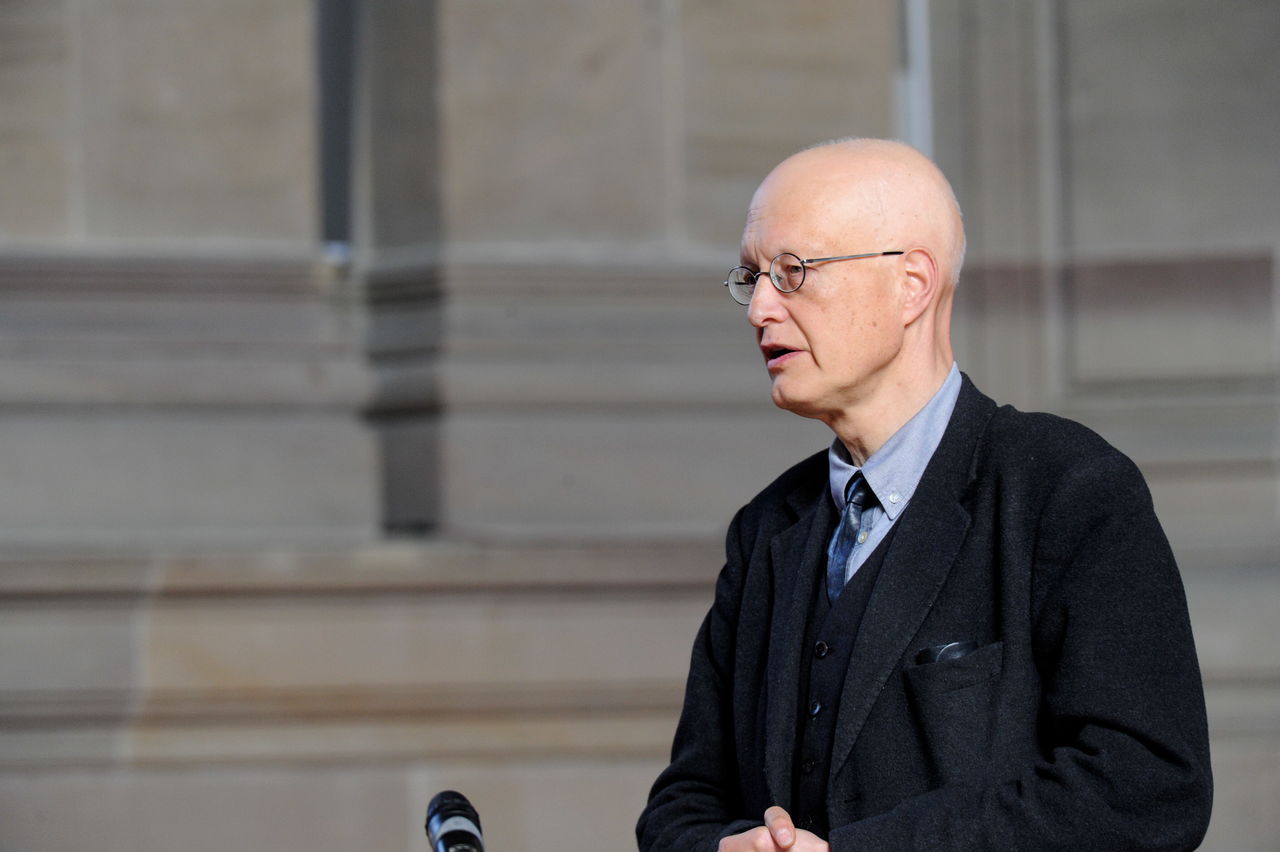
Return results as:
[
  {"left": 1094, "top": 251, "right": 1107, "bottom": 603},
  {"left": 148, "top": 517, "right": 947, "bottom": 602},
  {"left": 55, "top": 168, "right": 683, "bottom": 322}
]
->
[{"left": 718, "top": 806, "right": 830, "bottom": 851}]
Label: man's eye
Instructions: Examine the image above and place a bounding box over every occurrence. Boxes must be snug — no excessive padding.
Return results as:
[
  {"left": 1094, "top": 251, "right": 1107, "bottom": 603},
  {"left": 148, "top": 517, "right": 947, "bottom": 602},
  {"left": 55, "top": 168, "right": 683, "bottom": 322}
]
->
[{"left": 780, "top": 265, "right": 804, "bottom": 287}]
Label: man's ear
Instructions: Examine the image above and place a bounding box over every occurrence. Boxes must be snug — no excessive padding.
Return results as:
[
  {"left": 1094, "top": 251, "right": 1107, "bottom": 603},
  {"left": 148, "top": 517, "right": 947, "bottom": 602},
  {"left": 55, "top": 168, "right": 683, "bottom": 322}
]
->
[{"left": 900, "top": 247, "right": 939, "bottom": 325}]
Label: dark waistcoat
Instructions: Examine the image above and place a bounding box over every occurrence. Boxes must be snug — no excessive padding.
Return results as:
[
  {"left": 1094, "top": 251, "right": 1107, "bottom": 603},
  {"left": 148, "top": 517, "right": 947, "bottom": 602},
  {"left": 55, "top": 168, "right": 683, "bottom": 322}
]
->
[{"left": 791, "top": 524, "right": 898, "bottom": 837}]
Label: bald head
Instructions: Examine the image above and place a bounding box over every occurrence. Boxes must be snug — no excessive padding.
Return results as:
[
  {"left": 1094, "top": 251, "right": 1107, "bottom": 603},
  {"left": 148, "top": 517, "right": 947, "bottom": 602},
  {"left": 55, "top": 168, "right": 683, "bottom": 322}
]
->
[{"left": 747, "top": 138, "right": 966, "bottom": 288}]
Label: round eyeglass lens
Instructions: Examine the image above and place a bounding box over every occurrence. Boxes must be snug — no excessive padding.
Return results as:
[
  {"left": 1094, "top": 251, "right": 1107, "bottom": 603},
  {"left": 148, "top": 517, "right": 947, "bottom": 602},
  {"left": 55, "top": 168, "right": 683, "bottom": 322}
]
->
[
  {"left": 769, "top": 253, "right": 806, "bottom": 293},
  {"left": 726, "top": 267, "right": 757, "bottom": 305}
]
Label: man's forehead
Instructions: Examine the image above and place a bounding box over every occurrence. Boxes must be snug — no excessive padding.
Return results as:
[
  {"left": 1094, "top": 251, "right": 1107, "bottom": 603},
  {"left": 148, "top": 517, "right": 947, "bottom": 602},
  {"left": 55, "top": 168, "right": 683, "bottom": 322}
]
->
[
  {"left": 739, "top": 204, "right": 799, "bottom": 259},
  {"left": 741, "top": 179, "right": 874, "bottom": 257}
]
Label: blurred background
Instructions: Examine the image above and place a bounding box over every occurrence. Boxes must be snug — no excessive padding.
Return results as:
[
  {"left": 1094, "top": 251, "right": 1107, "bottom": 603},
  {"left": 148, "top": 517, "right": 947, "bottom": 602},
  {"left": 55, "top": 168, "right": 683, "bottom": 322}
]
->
[{"left": 0, "top": 0, "right": 1276, "bottom": 849}]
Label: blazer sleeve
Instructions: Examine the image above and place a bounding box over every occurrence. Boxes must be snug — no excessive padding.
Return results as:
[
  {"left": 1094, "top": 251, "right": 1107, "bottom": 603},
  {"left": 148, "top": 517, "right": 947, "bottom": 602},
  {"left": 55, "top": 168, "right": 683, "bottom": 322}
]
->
[
  {"left": 636, "top": 506, "right": 762, "bottom": 852},
  {"left": 828, "top": 452, "right": 1214, "bottom": 851}
]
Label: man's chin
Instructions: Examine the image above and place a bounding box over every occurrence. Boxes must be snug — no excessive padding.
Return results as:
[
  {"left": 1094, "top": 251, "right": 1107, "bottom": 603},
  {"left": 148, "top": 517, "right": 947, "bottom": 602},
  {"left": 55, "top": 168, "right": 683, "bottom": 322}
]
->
[{"left": 770, "top": 383, "right": 822, "bottom": 419}]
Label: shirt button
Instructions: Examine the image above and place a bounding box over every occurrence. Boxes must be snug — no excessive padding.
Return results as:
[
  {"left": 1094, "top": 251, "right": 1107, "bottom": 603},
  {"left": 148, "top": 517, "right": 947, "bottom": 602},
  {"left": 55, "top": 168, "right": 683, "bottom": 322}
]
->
[
  {"left": 889, "top": 491, "right": 902, "bottom": 504},
  {"left": 813, "top": 640, "right": 830, "bottom": 658},
  {"left": 801, "top": 758, "right": 816, "bottom": 774},
  {"left": 857, "top": 530, "right": 869, "bottom": 544},
  {"left": 809, "top": 700, "right": 822, "bottom": 717}
]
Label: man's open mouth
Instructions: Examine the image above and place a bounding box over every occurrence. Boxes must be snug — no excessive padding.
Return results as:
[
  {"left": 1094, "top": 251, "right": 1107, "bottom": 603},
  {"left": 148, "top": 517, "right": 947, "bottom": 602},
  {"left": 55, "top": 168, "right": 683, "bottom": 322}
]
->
[{"left": 764, "top": 345, "right": 797, "bottom": 361}]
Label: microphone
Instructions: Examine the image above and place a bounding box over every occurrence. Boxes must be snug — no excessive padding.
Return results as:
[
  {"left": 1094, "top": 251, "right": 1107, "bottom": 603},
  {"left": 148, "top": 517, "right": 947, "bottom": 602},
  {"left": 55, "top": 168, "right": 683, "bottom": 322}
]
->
[{"left": 425, "top": 790, "right": 485, "bottom": 852}]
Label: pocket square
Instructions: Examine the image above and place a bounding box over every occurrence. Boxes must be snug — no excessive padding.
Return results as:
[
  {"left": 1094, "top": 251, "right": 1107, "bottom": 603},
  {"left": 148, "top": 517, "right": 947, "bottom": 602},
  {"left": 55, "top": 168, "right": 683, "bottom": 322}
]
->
[{"left": 915, "top": 640, "right": 979, "bottom": 665}]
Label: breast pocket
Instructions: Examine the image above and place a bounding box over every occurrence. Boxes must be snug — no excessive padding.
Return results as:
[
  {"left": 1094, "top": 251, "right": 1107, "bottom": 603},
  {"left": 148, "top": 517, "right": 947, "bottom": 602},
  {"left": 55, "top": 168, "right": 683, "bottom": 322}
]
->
[{"left": 902, "top": 640, "right": 1003, "bottom": 785}]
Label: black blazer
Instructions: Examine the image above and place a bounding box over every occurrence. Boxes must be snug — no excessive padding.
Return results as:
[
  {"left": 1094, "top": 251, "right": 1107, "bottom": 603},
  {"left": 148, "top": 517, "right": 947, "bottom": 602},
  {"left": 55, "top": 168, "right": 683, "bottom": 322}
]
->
[{"left": 638, "top": 376, "right": 1212, "bottom": 850}]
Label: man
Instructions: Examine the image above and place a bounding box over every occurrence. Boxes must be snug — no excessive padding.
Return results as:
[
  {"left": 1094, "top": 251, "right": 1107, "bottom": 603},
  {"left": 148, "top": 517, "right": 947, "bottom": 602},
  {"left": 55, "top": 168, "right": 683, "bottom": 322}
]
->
[{"left": 637, "top": 139, "right": 1212, "bottom": 850}]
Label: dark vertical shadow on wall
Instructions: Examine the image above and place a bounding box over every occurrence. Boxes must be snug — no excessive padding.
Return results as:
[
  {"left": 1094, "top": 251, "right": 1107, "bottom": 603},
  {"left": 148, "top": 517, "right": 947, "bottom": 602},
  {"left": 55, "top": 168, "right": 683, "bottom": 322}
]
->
[
  {"left": 318, "top": 0, "right": 356, "bottom": 254},
  {"left": 318, "top": 0, "right": 444, "bottom": 536}
]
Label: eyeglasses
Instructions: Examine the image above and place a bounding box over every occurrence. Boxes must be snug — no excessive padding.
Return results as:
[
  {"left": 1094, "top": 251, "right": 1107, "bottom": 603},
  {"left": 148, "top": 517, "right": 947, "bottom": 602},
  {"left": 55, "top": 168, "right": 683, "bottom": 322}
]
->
[{"left": 724, "top": 251, "right": 904, "bottom": 305}]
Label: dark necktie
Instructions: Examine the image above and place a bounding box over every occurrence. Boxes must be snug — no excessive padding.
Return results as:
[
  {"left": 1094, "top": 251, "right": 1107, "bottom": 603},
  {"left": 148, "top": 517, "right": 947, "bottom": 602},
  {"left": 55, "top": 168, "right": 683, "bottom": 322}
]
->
[{"left": 827, "top": 473, "right": 873, "bottom": 602}]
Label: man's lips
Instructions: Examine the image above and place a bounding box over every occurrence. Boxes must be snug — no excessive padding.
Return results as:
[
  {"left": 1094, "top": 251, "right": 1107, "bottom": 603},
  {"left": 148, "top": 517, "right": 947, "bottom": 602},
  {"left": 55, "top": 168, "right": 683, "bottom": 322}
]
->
[{"left": 761, "top": 343, "right": 802, "bottom": 369}]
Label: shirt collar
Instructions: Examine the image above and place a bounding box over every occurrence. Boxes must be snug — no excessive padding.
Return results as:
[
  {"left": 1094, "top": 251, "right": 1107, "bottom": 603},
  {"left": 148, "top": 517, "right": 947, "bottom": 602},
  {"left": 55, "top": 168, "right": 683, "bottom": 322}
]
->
[{"left": 827, "top": 363, "right": 962, "bottom": 520}]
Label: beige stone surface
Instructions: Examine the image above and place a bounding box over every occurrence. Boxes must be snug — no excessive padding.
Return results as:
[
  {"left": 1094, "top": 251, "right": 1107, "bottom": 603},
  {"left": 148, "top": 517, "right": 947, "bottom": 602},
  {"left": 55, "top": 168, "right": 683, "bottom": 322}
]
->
[
  {"left": 441, "top": 408, "right": 828, "bottom": 538},
  {"left": 1186, "top": 571, "right": 1280, "bottom": 680},
  {"left": 436, "top": 258, "right": 828, "bottom": 536},
  {"left": 930, "top": 1, "right": 1050, "bottom": 266},
  {"left": 1200, "top": 733, "right": 1280, "bottom": 852},
  {"left": 1064, "top": 0, "right": 1280, "bottom": 257},
  {"left": 0, "top": 542, "right": 710, "bottom": 767},
  {"left": 0, "top": 758, "right": 666, "bottom": 852},
  {"left": 439, "top": 0, "right": 665, "bottom": 244},
  {"left": 0, "top": 287, "right": 369, "bottom": 404},
  {"left": 0, "top": 293, "right": 355, "bottom": 351},
  {"left": 0, "top": 0, "right": 71, "bottom": 239},
  {"left": 1145, "top": 464, "right": 1280, "bottom": 566},
  {"left": 0, "top": 713, "right": 677, "bottom": 768},
  {"left": 951, "top": 264, "right": 1049, "bottom": 412},
  {"left": 681, "top": 0, "right": 899, "bottom": 247},
  {"left": 1067, "top": 256, "right": 1276, "bottom": 384},
  {"left": 77, "top": 0, "right": 316, "bottom": 242},
  {"left": 0, "top": 540, "right": 723, "bottom": 597},
  {"left": 1066, "top": 400, "right": 1277, "bottom": 470},
  {"left": 437, "top": 290, "right": 761, "bottom": 410},
  {"left": 0, "top": 413, "right": 379, "bottom": 547},
  {"left": 0, "top": 252, "right": 377, "bottom": 546},
  {"left": 0, "top": 766, "right": 413, "bottom": 852},
  {"left": 0, "top": 598, "right": 142, "bottom": 693},
  {"left": 141, "top": 590, "right": 703, "bottom": 691}
]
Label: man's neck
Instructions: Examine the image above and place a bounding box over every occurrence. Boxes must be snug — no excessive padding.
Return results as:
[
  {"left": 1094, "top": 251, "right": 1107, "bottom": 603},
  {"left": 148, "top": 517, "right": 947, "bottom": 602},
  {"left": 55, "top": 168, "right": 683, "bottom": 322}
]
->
[{"left": 826, "top": 361, "right": 954, "bottom": 466}]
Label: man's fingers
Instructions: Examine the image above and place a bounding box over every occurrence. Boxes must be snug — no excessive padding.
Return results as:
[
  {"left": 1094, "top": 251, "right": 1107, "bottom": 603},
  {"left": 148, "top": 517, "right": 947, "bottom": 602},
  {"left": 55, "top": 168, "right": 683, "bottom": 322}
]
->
[
  {"left": 763, "top": 805, "right": 795, "bottom": 848},
  {"left": 716, "top": 808, "right": 800, "bottom": 852},
  {"left": 717, "top": 826, "right": 776, "bottom": 852}
]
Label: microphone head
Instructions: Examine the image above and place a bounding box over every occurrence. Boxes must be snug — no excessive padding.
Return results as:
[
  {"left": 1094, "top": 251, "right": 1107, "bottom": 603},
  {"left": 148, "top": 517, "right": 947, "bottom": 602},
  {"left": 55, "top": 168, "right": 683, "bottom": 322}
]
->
[{"left": 425, "top": 790, "right": 484, "bottom": 852}]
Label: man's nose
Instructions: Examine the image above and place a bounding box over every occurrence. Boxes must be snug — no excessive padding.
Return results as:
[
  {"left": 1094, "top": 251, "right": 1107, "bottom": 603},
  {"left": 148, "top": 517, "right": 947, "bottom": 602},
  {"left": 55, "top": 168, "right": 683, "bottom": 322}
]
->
[{"left": 747, "top": 276, "right": 786, "bottom": 327}]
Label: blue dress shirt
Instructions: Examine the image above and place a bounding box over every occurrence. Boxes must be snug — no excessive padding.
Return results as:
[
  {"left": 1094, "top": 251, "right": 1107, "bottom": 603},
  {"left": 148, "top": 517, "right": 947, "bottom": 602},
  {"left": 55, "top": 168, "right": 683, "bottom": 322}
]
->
[{"left": 826, "top": 363, "right": 962, "bottom": 587}]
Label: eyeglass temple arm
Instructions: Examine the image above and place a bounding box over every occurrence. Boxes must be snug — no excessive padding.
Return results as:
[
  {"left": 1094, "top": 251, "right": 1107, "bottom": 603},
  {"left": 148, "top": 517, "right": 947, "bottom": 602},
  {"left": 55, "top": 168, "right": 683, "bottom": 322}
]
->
[{"left": 801, "top": 251, "right": 904, "bottom": 264}]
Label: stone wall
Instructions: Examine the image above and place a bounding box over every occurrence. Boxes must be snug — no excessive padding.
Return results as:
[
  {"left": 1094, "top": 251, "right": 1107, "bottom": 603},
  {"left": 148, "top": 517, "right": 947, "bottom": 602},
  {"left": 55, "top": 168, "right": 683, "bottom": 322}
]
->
[{"left": 0, "top": 1, "right": 1276, "bottom": 850}]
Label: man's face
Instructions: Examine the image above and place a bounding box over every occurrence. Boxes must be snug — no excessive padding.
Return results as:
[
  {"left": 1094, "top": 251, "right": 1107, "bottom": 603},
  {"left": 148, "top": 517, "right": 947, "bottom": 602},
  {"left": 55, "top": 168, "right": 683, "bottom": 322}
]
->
[{"left": 739, "top": 180, "right": 906, "bottom": 423}]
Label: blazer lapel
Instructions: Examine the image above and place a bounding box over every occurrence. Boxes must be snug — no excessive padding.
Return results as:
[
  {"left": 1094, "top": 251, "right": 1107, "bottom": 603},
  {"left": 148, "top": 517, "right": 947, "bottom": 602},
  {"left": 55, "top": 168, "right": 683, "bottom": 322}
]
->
[
  {"left": 829, "top": 376, "right": 996, "bottom": 781},
  {"left": 763, "top": 482, "right": 834, "bottom": 808},
  {"left": 828, "top": 478, "right": 970, "bottom": 780}
]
